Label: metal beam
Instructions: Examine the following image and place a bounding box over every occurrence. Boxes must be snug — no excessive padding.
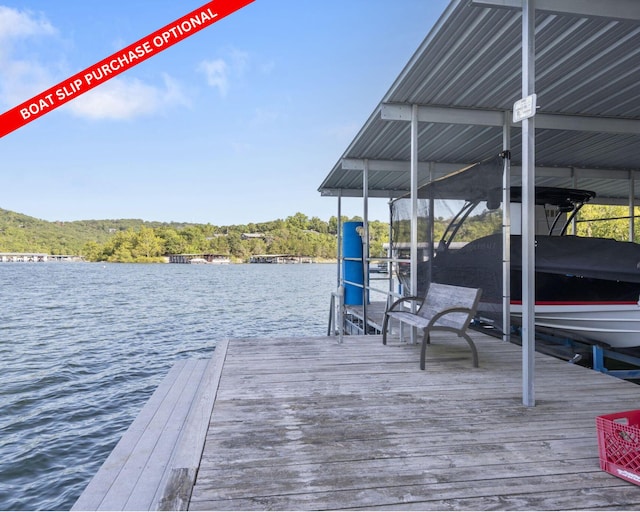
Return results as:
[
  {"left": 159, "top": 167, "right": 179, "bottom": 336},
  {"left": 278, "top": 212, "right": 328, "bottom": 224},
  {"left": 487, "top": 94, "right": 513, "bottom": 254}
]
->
[
  {"left": 382, "top": 103, "right": 504, "bottom": 127},
  {"left": 381, "top": 103, "right": 640, "bottom": 135},
  {"left": 341, "top": 158, "right": 431, "bottom": 173},
  {"left": 529, "top": 167, "right": 632, "bottom": 179},
  {"left": 319, "top": 188, "right": 412, "bottom": 198},
  {"left": 536, "top": 114, "right": 640, "bottom": 135},
  {"left": 344, "top": 159, "right": 636, "bottom": 180},
  {"left": 471, "top": 0, "right": 640, "bottom": 21},
  {"left": 320, "top": 165, "right": 638, "bottom": 199},
  {"left": 341, "top": 158, "right": 462, "bottom": 175}
]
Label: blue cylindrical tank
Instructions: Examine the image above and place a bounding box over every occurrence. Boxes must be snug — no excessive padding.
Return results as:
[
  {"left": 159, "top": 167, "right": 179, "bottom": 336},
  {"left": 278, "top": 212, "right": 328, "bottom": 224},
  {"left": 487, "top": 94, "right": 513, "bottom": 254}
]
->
[{"left": 342, "top": 221, "right": 364, "bottom": 305}]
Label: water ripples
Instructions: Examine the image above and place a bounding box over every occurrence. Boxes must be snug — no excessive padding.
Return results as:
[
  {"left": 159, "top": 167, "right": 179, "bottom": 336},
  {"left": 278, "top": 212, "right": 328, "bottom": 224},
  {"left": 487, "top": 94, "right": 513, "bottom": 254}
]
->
[{"left": 0, "top": 262, "right": 335, "bottom": 510}]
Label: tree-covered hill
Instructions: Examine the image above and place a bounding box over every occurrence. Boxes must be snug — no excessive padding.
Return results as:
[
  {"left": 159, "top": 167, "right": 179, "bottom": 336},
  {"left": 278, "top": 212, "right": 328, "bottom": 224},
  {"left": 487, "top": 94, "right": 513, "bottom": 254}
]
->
[
  {"left": 0, "top": 208, "right": 192, "bottom": 255},
  {"left": 0, "top": 208, "right": 390, "bottom": 263}
]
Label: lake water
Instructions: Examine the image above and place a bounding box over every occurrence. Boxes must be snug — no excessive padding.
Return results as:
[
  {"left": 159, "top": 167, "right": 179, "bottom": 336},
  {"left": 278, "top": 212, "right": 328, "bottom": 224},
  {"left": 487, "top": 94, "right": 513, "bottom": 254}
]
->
[{"left": 0, "top": 262, "right": 338, "bottom": 511}]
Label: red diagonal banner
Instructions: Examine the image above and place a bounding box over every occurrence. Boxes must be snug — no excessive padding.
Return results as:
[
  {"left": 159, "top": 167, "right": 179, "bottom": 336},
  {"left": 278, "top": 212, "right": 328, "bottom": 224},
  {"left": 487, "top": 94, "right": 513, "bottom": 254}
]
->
[{"left": 0, "top": 0, "right": 253, "bottom": 139}]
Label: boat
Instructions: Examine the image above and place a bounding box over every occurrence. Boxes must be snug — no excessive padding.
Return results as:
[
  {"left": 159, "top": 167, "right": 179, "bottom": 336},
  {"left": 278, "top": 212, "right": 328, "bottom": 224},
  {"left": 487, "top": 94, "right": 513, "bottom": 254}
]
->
[
  {"left": 429, "top": 187, "right": 640, "bottom": 349},
  {"left": 207, "top": 256, "right": 231, "bottom": 264},
  {"left": 188, "top": 256, "right": 230, "bottom": 264}
]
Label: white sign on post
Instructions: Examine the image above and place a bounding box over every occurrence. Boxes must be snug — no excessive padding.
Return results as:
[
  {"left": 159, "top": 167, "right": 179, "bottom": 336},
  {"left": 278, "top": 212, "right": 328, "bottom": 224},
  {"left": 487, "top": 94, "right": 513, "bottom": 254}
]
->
[{"left": 513, "top": 93, "right": 537, "bottom": 123}]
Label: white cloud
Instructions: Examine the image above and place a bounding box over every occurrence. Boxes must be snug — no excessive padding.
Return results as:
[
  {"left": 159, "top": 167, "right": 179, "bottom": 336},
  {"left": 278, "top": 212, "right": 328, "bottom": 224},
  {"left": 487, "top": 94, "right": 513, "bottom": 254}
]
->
[
  {"left": 68, "top": 73, "right": 190, "bottom": 120},
  {"left": 229, "top": 48, "right": 249, "bottom": 75},
  {"left": 0, "top": 6, "right": 56, "bottom": 42},
  {"left": 0, "top": 6, "right": 58, "bottom": 106},
  {"left": 198, "top": 58, "right": 229, "bottom": 96},
  {"left": 0, "top": 56, "right": 53, "bottom": 105},
  {"left": 197, "top": 47, "right": 250, "bottom": 97},
  {"left": 0, "top": 6, "right": 190, "bottom": 121}
]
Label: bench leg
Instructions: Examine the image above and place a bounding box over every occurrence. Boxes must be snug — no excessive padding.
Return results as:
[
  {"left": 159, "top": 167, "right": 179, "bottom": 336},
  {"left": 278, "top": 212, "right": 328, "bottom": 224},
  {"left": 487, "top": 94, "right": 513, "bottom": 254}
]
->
[
  {"left": 462, "top": 332, "right": 479, "bottom": 368},
  {"left": 382, "top": 314, "right": 389, "bottom": 345},
  {"left": 420, "top": 330, "right": 478, "bottom": 370},
  {"left": 420, "top": 331, "right": 430, "bottom": 370}
]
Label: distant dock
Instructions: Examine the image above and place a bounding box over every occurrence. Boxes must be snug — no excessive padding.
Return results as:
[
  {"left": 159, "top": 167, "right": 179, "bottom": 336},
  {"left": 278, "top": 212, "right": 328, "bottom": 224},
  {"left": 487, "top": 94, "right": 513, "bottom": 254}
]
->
[
  {"left": 249, "top": 254, "right": 314, "bottom": 263},
  {"left": 0, "top": 252, "right": 83, "bottom": 262},
  {"left": 73, "top": 333, "right": 640, "bottom": 510},
  {"left": 168, "top": 254, "right": 231, "bottom": 264}
]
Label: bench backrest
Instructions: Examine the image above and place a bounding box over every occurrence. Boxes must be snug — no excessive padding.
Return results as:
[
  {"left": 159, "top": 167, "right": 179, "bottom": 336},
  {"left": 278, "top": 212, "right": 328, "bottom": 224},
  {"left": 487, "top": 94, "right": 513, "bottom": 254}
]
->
[{"left": 417, "top": 282, "right": 482, "bottom": 330}]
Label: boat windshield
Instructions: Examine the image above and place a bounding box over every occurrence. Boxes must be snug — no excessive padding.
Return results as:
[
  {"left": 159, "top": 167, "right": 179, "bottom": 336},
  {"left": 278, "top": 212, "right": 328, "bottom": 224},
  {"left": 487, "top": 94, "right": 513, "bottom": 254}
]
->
[
  {"left": 390, "top": 154, "right": 504, "bottom": 299},
  {"left": 510, "top": 186, "right": 595, "bottom": 236}
]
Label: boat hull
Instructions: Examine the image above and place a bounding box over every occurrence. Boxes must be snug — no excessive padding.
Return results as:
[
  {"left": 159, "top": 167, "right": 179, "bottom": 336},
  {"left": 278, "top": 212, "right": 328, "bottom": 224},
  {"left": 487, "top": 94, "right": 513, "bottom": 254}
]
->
[{"left": 510, "top": 302, "right": 640, "bottom": 348}]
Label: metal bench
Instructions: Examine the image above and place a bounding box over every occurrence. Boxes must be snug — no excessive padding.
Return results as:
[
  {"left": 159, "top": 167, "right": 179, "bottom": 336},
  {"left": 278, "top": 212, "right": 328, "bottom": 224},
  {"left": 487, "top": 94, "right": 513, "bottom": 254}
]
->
[{"left": 382, "top": 283, "right": 483, "bottom": 370}]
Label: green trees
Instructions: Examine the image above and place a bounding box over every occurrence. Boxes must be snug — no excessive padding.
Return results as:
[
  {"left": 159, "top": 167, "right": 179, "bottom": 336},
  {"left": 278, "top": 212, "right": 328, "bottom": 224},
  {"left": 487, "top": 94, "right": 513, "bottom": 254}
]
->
[
  {"left": 76, "top": 213, "right": 394, "bottom": 263},
  {"left": 155, "top": 227, "right": 185, "bottom": 255},
  {"left": 575, "top": 204, "right": 640, "bottom": 241},
  {"left": 93, "top": 228, "right": 165, "bottom": 263},
  {"left": 8, "top": 202, "right": 640, "bottom": 265}
]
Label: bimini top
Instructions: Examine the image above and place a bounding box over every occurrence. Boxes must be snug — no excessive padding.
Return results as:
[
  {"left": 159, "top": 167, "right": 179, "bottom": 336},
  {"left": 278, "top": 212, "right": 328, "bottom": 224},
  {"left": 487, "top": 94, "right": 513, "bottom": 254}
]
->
[{"left": 318, "top": 0, "right": 640, "bottom": 203}]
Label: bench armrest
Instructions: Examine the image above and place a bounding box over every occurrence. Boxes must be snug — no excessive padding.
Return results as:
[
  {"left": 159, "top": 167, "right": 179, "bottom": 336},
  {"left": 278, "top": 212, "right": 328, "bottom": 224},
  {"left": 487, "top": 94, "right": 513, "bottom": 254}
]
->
[
  {"left": 386, "top": 295, "right": 425, "bottom": 313},
  {"left": 427, "top": 306, "right": 474, "bottom": 327}
]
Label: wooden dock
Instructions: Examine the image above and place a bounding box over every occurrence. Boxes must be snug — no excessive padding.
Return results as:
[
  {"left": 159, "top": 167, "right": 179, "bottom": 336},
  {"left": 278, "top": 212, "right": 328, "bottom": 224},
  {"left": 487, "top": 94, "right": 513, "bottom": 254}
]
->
[
  {"left": 72, "top": 342, "right": 228, "bottom": 511},
  {"left": 74, "top": 332, "right": 640, "bottom": 510},
  {"left": 344, "top": 301, "right": 388, "bottom": 334}
]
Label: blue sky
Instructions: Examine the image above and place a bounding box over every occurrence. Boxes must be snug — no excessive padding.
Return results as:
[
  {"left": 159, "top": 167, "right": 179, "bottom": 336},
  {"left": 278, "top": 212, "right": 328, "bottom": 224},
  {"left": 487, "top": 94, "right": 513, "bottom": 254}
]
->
[{"left": 0, "top": 0, "right": 449, "bottom": 225}]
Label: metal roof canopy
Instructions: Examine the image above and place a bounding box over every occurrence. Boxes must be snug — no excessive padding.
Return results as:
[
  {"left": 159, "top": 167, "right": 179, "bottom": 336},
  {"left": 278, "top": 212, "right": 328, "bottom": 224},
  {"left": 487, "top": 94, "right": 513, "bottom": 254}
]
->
[
  {"left": 318, "top": 0, "right": 640, "bottom": 406},
  {"left": 319, "top": 0, "right": 640, "bottom": 200}
]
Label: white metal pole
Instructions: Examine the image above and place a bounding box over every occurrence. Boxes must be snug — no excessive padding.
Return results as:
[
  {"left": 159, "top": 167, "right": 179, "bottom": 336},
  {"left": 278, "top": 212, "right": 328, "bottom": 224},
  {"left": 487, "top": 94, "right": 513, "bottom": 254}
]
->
[
  {"left": 387, "top": 201, "right": 393, "bottom": 307},
  {"left": 503, "top": 113, "right": 511, "bottom": 344},
  {"left": 521, "top": 0, "right": 536, "bottom": 407},
  {"left": 410, "top": 104, "right": 419, "bottom": 344},
  {"left": 363, "top": 159, "right": 370, "bottom": 334},
  {"left": 630, "top": 171, "right": 635, "bottom": 242},
  {"left": 428, "top": 162, "right": 434, "bottom": 287},
  {"left": 337, "top": 192, "right": 344, "bottom": 342},
  {"left": 571, "top": 169, "right": 578, "bottom": 235},
  {"left": 337, "top": 191, "right": 342, "bottom": 288}
]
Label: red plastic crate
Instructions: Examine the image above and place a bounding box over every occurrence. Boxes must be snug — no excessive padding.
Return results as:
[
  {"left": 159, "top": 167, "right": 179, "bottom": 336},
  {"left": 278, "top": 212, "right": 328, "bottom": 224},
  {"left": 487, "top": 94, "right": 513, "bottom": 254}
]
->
[{"left": 596, "top": 409, "right": 640, "bottom": 485}]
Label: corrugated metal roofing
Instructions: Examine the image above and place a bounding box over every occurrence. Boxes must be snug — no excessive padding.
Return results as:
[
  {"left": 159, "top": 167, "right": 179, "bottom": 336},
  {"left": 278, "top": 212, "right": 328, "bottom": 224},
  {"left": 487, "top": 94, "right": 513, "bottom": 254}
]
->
[{"left": 319, "top": 0, "right": 640, "bottom": 202}]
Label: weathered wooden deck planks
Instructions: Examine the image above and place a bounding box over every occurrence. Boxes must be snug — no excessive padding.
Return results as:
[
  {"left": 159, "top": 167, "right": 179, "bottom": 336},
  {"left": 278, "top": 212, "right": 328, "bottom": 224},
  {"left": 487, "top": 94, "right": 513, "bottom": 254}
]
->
[
  {"left": 72, "top": 339, "right": 227, "bottom": 511},
  {"left": 189, "top": 333, "right": 640, "bottom": 510},
  {"left": 73, "top": 332, "right": 640, "bottom": 510}
]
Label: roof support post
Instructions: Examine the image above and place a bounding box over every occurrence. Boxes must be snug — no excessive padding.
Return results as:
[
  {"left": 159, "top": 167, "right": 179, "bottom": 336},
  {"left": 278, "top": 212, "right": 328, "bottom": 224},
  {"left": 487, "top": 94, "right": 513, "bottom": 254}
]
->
[
  {"left": 337, "top": 191, "right": 343, "bottom": 289},
  {"left": 410, "top": 104, "right": 419, "bottom": 343},
  {"left": 521, "top": 0, "right": 536, "bottom": 407},
  {"left": 336, "top": 191, "right": 344, "bottom": 342},
  {"left": 363, "top": 159, "right": 370, "bottom": 333},
  {"left": 571, "top": 168, "right": 578, "bottom": 234},
  {"left": 428, "top": 162, "right": 435, "bottom": 287},
  {"left": 630, "top": 172, "right": 636, "bottom": 243},
  {"left": 503, "top": 113, "right": 511, "bottom": 345}
]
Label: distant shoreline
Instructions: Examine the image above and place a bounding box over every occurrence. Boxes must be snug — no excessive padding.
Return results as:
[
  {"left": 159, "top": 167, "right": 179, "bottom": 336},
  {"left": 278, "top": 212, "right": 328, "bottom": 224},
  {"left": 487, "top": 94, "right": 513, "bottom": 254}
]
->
[{"left": 0, "top": 256, "right": 339, "bottom": 265}]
